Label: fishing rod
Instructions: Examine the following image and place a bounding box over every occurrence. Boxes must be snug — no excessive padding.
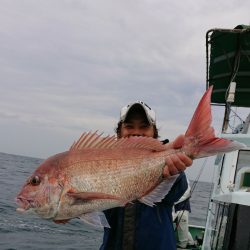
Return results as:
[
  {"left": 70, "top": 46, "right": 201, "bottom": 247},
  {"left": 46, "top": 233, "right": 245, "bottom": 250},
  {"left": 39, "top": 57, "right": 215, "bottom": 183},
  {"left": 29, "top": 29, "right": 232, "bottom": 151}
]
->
[{"left": 174, "top": 158, "right": 208, "bottom": 231}]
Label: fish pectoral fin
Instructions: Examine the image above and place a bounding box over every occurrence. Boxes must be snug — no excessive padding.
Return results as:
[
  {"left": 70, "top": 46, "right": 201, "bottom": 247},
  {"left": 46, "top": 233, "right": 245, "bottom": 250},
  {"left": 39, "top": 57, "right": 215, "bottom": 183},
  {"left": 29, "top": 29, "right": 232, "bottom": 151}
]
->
[
  {"left": 139, "top": 175, "right": 179, "bottom": 206},
  {"left": 79, "top": 211, "right": 110, "bottom": 228},
  {"left": 67, "top": 191, "right": 125, "bottom": 202}
]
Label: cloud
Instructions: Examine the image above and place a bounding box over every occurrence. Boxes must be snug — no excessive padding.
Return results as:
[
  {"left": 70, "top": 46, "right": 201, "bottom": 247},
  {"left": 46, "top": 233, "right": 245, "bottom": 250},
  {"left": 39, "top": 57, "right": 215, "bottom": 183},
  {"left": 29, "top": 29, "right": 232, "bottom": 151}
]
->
[{"left": 0, "top": 0, "right": 249, "bottom": 167}]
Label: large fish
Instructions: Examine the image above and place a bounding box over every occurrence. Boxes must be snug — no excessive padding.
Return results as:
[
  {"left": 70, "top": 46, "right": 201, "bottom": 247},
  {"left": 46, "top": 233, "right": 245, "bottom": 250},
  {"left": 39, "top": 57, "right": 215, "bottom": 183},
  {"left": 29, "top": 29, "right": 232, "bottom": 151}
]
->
[{"left": 16, "top": 86, "right": 245, "bottom": 227}]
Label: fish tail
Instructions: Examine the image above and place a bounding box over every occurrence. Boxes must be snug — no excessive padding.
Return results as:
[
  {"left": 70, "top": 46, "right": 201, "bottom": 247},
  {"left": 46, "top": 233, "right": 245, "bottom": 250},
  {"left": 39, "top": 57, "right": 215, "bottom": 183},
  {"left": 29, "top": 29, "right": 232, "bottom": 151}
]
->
[{"left": 183, "top": 86, "right": 245, "bottom": 158}]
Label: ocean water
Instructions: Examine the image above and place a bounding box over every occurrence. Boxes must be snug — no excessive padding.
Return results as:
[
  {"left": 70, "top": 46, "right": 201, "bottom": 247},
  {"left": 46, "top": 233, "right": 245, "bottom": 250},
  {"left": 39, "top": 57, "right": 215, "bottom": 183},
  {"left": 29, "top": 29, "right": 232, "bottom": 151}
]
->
[{"left": 0, "top": 152, "right": 213, "bottom": 250}]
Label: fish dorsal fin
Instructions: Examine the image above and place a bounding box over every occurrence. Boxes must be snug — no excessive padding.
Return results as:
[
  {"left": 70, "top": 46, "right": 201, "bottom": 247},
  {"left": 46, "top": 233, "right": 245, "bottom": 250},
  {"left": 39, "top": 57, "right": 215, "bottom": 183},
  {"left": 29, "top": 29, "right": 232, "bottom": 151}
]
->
[{"left": 70, "top": 131, "right": 166, "bottom": 152}]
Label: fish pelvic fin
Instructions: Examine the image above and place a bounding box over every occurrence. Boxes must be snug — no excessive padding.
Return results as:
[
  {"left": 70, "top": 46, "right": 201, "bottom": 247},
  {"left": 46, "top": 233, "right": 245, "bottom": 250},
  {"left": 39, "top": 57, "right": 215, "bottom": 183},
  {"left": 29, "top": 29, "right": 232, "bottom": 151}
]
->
[
  {"left": 183, "top": 86, "right": 246, "bottom": 159},
  {"left": 80, "top": 211, "right": 110, "bottom": 228}
]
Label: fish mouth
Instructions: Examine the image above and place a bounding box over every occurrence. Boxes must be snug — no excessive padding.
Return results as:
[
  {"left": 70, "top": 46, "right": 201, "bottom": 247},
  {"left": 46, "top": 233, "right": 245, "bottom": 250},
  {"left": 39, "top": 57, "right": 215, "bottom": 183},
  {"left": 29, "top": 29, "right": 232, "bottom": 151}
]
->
[{"left": 15, "top": 196, "right": 37, "bottom": 212}]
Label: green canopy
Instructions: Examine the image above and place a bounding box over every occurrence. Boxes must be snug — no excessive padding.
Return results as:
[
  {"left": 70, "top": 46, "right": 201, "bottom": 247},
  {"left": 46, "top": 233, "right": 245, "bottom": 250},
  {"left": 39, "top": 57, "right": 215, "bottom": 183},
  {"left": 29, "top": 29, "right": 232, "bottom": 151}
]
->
[{"left": 206, "top": 24, "right": 250, "bottom": 107}]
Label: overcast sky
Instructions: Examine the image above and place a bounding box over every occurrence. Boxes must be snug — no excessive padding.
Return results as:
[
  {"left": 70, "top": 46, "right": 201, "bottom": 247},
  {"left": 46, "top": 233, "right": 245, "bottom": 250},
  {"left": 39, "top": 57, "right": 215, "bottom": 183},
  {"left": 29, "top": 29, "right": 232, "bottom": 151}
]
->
[{"left": 0, "top": 0, "right": 249, "bottom": 181}]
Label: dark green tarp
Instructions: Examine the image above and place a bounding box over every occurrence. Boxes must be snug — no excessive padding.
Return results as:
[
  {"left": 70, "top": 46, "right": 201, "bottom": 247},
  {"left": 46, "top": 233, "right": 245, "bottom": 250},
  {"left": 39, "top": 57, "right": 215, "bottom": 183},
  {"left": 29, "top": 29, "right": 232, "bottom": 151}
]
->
[{"left": 206, "top": 24, "right": 250, "bottom": 107}]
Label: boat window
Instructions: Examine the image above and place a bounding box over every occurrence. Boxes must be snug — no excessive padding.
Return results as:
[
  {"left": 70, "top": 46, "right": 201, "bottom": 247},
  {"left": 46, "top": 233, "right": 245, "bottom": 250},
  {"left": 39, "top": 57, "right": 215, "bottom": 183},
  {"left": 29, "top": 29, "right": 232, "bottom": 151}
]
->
[{"left": 234, "top": 149, "right": 250, "bottom": 185}]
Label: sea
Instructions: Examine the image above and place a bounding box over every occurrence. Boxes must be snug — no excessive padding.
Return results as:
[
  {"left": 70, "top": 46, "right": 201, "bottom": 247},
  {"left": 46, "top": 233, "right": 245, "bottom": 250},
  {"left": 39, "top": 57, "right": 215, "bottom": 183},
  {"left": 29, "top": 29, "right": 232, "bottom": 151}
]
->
[{"left": 0, "top": 152, "right": 213, "bottom": 250}]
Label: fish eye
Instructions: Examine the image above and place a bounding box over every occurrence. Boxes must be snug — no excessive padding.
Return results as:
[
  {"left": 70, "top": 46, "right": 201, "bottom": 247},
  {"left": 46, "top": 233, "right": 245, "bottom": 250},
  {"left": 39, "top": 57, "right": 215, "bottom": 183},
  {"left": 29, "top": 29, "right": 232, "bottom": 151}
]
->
[{"left": 30, "top": 176, "right": 41, "bottom": 186}]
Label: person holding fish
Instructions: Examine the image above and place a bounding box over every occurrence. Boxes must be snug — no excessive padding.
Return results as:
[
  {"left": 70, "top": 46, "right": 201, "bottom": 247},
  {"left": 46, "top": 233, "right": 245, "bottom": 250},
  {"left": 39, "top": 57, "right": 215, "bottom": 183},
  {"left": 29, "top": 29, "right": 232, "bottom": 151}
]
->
[
  {"left": 99, "top": 101, "right": 193, "bottom": 250},
  {"left": 16, "top": 87, "right": 245, "bottom": 250}
]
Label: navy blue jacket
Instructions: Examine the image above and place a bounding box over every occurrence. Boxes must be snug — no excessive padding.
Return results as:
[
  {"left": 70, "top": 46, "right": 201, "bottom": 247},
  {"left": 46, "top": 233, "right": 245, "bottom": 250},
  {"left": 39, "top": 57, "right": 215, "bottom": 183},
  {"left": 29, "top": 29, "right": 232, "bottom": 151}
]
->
[
  {"left": 174, "top": 199, "right": 191, "bottom": 213},
  {"left": 99, "top": 173, "right": 188, "bottom": 250}
]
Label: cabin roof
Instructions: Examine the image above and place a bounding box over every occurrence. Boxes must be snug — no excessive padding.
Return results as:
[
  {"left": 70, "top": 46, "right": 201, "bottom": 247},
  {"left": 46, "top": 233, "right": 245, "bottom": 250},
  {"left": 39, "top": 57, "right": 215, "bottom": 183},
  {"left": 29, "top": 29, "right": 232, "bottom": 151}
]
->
[{"left": 206, "top": 24, "right": 250, "bottom": 107}]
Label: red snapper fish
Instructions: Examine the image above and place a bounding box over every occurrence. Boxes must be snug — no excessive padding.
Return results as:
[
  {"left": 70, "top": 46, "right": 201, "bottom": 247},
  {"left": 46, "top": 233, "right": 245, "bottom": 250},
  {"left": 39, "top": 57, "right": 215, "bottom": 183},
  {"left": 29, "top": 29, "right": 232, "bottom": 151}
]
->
[{"left": 16, "top": 86, "right": 245, "bottom": 227}]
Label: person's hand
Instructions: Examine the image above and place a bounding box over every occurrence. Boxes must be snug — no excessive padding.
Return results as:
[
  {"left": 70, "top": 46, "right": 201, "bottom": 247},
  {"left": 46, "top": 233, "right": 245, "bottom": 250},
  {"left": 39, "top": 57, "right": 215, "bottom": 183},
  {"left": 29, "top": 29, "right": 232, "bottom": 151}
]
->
[{"left": 162, "top": 135, "right": 193, "bottom": 178}]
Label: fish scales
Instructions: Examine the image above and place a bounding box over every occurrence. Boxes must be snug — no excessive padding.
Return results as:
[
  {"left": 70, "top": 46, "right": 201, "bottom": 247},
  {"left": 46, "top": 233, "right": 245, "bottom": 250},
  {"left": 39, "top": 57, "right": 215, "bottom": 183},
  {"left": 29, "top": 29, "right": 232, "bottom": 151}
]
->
[{"left": 52, "top": 148, "right": 166, "bottom": 220}]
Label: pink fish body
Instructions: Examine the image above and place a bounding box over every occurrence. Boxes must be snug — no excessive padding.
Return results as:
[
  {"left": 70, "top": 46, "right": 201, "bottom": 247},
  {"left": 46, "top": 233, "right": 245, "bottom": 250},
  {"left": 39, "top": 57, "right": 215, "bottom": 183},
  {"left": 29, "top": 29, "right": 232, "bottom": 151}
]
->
[{"left": 16, "top": 86, "right": 245, "bottom": 227}]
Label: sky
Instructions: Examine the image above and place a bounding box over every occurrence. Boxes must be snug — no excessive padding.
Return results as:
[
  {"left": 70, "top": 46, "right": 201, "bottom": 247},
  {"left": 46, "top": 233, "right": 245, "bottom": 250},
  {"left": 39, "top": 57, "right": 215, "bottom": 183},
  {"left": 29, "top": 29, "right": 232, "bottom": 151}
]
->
[{"left": 0, "top": 0, "right": 249, "bottom": 182}]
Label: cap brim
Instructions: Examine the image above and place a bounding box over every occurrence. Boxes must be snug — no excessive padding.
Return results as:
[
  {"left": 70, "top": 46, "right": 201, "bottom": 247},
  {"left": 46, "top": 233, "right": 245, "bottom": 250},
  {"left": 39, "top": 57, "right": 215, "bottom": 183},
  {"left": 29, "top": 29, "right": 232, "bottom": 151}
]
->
[{"left": 120, "top": 102, "right": 155, "bottom": 125}]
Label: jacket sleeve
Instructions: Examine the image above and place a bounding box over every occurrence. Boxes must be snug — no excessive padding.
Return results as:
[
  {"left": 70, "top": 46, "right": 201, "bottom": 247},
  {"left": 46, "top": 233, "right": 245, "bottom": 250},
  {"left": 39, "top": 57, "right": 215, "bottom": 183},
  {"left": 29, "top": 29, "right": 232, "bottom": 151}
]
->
[
  {"left": 174, "top": 178, "right": 191, "bottom": 204},
  {"left": 161, "top": 172, "right": 188, "bottom": 206}
]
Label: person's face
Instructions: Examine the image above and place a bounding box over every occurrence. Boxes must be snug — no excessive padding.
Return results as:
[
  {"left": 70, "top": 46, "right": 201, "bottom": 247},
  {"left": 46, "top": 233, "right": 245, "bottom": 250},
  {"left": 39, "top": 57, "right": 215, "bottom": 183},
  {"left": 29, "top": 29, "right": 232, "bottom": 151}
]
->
[{"left": 120, "top": 112, "right": 154, "bottom": 138}]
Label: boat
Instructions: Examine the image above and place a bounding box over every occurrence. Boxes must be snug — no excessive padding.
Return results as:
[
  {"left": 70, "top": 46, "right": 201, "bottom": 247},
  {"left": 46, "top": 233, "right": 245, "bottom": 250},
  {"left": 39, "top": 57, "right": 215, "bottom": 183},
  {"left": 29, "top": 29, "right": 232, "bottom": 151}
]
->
[{"left": 182, "top": 24, "right": 250, "bottom": 250}]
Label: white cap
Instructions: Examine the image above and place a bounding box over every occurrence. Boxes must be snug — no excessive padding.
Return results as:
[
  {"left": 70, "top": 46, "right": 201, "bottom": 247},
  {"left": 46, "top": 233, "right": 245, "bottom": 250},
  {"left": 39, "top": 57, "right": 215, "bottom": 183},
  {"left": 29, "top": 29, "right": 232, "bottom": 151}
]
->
[{"left": 119, "top": 101, "right": 156, "bottom": 125}]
